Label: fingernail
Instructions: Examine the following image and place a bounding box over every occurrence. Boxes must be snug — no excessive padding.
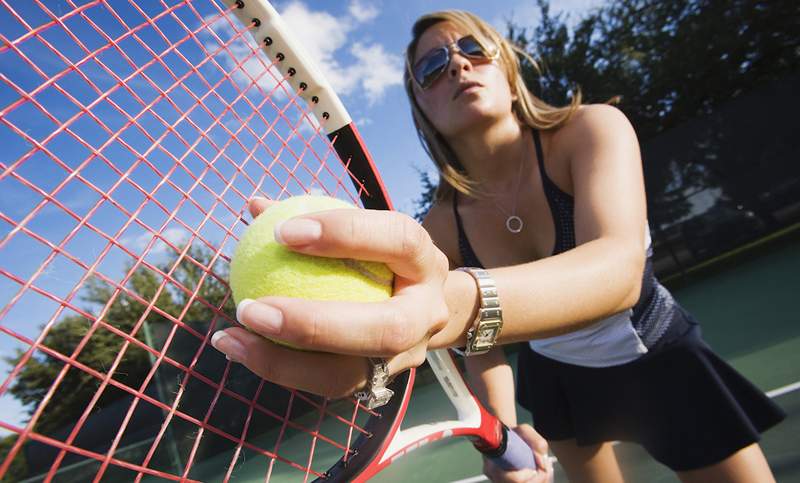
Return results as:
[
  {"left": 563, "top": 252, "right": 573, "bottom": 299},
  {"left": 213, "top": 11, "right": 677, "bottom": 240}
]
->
[
  {"left": 274, "top": 218, "right": 321, "bottom": 245},
  {"left": 236, "top": 298, "right": 253, "bottom": 325},
  {"left": 237, "top": 298, "right": 283, "bottom": 335},
  {"left": 211, "top": 331, "right": 246, "bottom": 363}
]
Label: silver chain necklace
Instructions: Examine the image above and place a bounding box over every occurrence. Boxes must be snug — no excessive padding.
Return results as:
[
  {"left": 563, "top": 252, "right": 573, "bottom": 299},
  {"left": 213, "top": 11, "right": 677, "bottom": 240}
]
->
[{"left": 489, "top": 152, "right": 525, "bottom": 234}]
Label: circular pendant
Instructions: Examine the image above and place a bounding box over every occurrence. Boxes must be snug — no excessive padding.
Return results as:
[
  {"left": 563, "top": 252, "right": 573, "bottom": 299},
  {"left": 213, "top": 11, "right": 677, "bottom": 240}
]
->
[{"left": 506, "top": 215, "right": 523, "bottom": 234}]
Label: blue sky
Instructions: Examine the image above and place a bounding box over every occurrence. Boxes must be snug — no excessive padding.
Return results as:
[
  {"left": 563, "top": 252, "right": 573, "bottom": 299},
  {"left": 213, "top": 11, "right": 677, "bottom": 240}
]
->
[
  {"left": 0, "top": 0, "right": 606, "bottom": 438},
  {"left": 272, "top": 0, "right": 606, "bottom": 214}
]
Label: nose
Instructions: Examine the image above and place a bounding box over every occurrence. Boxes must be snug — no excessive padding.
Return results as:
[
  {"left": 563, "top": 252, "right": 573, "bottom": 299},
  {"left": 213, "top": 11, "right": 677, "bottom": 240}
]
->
[{"left": 447, "top": 50, "right": 473, "bottom": 79}]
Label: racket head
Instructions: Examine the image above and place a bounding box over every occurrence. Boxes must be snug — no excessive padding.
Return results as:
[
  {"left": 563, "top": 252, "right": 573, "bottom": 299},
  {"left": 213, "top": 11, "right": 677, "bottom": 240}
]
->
[{"left": 0, "top": 0, "right": 414, "bottom": 480}]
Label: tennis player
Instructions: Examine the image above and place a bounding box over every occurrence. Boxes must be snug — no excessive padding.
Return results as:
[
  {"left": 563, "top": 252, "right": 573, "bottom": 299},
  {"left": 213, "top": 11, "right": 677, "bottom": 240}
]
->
[{"left": 213, "top": 9, "right": 785, "bottom": 483}]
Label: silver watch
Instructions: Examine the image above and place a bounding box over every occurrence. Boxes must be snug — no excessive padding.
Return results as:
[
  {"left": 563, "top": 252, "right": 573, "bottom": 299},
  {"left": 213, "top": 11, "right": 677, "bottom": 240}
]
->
[
  {"left": 453, "top": 267, "right": 503, "bottom": 356},
  {"left": 354, "top": 358, "right": 394, "bottom": 409}
]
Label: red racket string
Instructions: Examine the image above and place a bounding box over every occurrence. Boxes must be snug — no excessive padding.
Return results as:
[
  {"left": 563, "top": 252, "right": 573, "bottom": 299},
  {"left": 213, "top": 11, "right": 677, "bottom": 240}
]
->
[{"left": 1, "top": 0, "right": 376, "bottom": 480}]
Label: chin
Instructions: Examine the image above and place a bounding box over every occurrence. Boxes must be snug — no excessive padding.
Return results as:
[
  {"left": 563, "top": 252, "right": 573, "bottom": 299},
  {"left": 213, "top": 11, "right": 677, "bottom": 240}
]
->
[{"left": 441, "top": 107, "right": 507, "bottom": 137}]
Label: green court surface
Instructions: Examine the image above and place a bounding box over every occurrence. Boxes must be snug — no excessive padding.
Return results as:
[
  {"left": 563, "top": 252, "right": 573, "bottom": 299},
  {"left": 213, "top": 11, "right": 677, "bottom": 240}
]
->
[{"left": 373, "top": 235, "right": 800, "bottom": 482}]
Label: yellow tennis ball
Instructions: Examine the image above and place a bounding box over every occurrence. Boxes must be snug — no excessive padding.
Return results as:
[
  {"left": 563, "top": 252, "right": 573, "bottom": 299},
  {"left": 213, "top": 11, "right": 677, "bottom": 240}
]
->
[{"left": 229, "top": 194, "right": 394, "bottom": 311}]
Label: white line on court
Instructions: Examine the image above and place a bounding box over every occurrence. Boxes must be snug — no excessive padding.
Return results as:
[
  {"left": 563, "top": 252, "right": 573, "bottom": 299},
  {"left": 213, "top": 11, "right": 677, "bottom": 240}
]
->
[
  {"left": 766, "top": 380, "right": 800, "bottom": 398},
  {"left": 452, "top": 477, "right": 490, "bottom": 483},
  {"left": 450, "top": 380, "right": 799, "bottom": 483}
]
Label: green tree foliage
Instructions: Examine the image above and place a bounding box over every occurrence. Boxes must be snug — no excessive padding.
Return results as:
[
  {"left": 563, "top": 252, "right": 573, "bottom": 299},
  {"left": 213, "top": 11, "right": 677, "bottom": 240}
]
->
[
  {"left": 411, "top": 166, "right": 439, "bottom": 223},
  {"left": 525, "top": 0, "right": 797, "bottom": 132},
  {"left": 1, "top": 245, "right": 234, "bottom": 479}
]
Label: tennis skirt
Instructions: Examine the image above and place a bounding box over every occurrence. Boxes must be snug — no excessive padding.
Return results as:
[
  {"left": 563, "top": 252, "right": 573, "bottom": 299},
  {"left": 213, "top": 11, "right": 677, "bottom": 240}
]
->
[{"left": 516, "top": 310, "right": 786, "bottom": 471}]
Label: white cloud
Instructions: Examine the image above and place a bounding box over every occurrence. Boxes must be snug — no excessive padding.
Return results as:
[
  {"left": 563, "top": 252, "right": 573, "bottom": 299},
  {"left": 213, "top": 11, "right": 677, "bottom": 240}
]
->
[
  {"left": 281, "top": 2, "right": 349, "bottom": 75},
  {"left": 127, "top": 227, "right": 189, "bottom": 258},
  {"left": 281, "top": 1, "right": 401, "bottom": 104},
  {"left": 348, "top": 0, "right": 379, "bottom": 23},
  {"left": 202, "top": 2, "right": 400, "bottom": 114},
  {"left": 349, "top": 42, "right": 403, "bottom": 105}
]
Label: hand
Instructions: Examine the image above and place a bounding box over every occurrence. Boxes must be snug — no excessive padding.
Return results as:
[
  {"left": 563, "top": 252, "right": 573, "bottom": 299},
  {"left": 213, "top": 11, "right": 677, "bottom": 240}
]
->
[
  {"left": 210, "top": 197, "right": 451, "bottom": 398},
  {"left": 483, "top": 424, "right": 554, "bottom": 483}
]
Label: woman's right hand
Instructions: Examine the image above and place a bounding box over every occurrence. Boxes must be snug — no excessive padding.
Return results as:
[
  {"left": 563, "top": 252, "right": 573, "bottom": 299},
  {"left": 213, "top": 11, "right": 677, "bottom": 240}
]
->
[
  {"left": 483, "top": 424, "right": 554, "bottom": 483},
  {"left": 212, "top": 197, "right": 453, "bottom": 398}
]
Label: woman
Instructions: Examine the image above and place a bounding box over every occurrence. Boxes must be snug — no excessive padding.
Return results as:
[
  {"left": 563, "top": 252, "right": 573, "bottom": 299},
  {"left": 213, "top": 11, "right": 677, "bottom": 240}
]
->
[{"left": 211, "top": 10, "right": 785, "bottom": 483}]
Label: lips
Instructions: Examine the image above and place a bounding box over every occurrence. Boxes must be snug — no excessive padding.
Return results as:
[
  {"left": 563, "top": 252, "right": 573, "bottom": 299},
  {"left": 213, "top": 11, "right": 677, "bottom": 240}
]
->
[{"left": 453, "top": 81, "right": 482, "bottom": 100}]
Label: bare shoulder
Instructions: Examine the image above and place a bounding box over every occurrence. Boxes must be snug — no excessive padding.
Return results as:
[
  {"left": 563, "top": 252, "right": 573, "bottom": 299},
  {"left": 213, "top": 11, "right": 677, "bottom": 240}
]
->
[
  {"left": 554, "top": 104, "right": 636, "bottom": 147},
  {"left": 550, "top": 104, "right": 640, "bottom": 169},
  {"left": 421, "top": 199, "right": 460, "bottom": 267}
]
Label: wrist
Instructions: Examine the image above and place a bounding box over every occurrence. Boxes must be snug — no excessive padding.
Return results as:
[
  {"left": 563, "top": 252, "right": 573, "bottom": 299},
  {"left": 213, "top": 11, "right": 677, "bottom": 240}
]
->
[
  {"left": 454, "top": 267, "right": 503, "bottom": 356},
  {"left": 428, "top": 269, "right": 479, "bottom": 349}
]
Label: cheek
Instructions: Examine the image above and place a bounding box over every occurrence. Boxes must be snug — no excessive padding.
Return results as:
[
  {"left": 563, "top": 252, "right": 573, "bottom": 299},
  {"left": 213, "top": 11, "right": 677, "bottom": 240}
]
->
[
  {"left": 486, "top": 67, "right": 515, "bottom": 104},
  {"left": 415, "top": 89, "right": 448, "bottom": 124}
]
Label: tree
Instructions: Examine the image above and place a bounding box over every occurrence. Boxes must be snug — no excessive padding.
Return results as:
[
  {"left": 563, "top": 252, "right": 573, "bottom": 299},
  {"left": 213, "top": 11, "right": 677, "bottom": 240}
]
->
[
  {"left": 411, "top": 166, "right": 438, "bottom": 223},
  {"left": 1, "top": 245, "right": 234, "bottom": 480}
]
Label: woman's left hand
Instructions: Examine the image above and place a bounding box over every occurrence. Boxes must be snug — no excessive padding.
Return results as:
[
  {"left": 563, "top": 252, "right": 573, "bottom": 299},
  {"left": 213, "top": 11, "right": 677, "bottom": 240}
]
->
[
  {"left": 482, "top": 424, "right": 554, "bottom": 483},
  {"left": 210, "top": 197, "right": 451, "bottom": 398}
]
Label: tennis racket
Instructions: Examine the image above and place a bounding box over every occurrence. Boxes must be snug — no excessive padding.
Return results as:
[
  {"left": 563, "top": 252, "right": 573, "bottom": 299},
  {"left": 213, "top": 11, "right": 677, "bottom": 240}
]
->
[{"left": 0, "top": 0, "right": 538, "bottom": 481}]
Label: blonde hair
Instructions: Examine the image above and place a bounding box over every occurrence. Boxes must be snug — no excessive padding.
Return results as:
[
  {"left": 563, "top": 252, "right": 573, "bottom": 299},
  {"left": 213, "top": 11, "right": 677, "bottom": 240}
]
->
[{"left": 404, "top": 10, "right": 581, "bottom": 200}]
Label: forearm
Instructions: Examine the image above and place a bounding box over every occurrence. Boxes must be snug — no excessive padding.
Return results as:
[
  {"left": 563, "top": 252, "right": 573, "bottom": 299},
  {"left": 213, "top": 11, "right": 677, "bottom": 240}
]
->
[
  {"left": 430, "top": 236, "right": 644, "bottom": 349},
  {"left": 463, "top": 347, "right": 518, "bottom": 426}
]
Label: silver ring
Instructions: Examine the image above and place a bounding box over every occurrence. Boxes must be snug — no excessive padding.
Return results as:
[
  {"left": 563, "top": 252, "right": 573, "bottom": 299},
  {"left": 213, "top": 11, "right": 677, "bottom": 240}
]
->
[{"left": 354, "top": 358, "right": 394, "bottom": 409}]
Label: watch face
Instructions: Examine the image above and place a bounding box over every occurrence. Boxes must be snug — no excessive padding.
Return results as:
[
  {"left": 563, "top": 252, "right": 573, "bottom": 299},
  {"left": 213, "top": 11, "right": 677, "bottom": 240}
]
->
[
  {"left": 469, "top": 320, "right": 502, "bottom": 353},
  {"left": 476, "top": 327, "right": 500, "bottom": 346}
]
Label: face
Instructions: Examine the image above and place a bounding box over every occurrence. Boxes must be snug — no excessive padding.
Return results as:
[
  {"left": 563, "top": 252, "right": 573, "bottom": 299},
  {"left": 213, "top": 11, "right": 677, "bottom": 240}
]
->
[{"left": 411, "top": 22, "right": 516, "bottom": 139}]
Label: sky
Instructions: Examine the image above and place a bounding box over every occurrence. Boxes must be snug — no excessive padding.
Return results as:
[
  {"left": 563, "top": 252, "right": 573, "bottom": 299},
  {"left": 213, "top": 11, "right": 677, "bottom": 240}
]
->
[
  {"left": 0, "top": 0, "right": 607, "bottom": 439},
  {"left": 270, "top": 0, "right": 607, "bottom": 214}
]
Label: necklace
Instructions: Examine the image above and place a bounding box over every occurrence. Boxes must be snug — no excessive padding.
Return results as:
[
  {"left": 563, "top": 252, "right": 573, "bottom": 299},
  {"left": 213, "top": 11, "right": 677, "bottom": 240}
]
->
[{"left": 490, "top": 152, "right": 525, "bottom": 234}]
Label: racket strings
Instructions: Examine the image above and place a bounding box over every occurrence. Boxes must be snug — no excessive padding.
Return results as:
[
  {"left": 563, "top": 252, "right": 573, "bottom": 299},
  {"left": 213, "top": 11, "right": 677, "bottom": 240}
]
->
[{"left": 1, "top": 0, "right": 374, "bottom": 481}]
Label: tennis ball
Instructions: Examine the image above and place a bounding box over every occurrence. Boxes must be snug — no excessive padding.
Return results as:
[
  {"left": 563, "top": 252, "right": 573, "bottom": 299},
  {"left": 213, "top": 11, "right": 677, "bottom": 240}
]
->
[{"left": 229, "top": 194, "right": 394, "bottom": 311}]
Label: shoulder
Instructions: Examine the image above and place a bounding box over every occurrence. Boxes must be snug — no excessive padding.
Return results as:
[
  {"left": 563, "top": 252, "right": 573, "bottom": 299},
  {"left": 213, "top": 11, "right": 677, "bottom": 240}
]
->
[
  {"left": 421, "top": 198, "right": 461, "bottom": 268},
  {"left": 550, "top": 104, "right": 640, "bottom": 171},
  {"left": 553, "top": 104, "right": 636, "bottom": 149}
]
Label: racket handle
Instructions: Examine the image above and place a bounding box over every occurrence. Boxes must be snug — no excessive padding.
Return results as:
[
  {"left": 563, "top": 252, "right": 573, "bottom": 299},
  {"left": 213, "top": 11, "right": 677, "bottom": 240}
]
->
[{"left": 487, "top": 425, "right": 538, "bottom": 471}]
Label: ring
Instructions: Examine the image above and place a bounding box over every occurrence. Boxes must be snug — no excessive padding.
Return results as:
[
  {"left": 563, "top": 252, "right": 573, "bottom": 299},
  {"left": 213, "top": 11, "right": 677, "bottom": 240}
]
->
[{"left": 354, "top": 358, "right": 394, "bottom": 409}]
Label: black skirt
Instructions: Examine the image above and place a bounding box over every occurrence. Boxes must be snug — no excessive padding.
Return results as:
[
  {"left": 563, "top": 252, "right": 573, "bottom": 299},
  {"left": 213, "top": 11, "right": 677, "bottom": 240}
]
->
[{"left": 516, "top": 310, "right": 786, "bottom": 471}]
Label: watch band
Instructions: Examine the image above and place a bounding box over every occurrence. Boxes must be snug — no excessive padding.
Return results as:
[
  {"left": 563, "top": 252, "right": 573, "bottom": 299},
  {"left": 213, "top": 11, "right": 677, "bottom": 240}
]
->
[
  {"left": 354, "top": 358, "right": 394, "bottom": 409},
  {"left": 454, "top": 267, "right": 503, "bottom": 356}
]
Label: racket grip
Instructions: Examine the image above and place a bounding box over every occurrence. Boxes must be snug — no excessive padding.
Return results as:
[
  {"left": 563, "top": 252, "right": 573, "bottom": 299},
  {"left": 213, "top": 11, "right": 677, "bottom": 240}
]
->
[{"left": 488, "top": 426, "right": 538, "bottom": 471}]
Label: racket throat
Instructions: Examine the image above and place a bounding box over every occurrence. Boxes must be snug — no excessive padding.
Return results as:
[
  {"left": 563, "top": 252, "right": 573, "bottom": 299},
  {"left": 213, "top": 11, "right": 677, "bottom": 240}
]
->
[{"left": 470, "top": 415, "right": 507, "bottom": 456}]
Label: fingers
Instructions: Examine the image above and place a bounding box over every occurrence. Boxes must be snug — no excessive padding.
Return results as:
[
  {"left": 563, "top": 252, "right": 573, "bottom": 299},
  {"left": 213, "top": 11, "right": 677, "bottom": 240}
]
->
[
  {"left": 237, "top": 197, "right": 449, "bottom": 359},
  {"left": 514, "top": 424, "right": 555, "bottom": 476},
  {"left": 482, "top": 461, "right": 541, "bottom": 483},
  {"left": 211, "top": 327, "right": 373, "bottom": 398},
  {"left": 274, "top": 208, "right": 448, "bottom": 283},
  {"left": 235, "top": 297, "right": 439, "bottom": 360},
  {"left": 247, "top": 197, "right": 448, "bottom": 284},
  {"left": 248, "top": 196, "right": 274, "bottom": 219},
  {"left": 514, "top": 424, "right": 549, "bottom": 457},
  {"left": 483, "top": 425, "right": 554, "bottom": 482}
]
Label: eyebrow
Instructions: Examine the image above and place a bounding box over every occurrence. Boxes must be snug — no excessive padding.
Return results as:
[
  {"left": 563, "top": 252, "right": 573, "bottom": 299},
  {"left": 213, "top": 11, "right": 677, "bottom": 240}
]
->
[{"left": 415, "top": 35, "right": 462, "bottom": 63}]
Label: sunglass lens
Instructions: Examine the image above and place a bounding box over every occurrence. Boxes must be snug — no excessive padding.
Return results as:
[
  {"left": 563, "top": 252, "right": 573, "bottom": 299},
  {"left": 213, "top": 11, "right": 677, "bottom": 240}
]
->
[
  {"left": 414, "top": 48, "right": 449, "bottom": 88},
  {"left": 458, "top": 36, "right": 489, "bottom": 58}
]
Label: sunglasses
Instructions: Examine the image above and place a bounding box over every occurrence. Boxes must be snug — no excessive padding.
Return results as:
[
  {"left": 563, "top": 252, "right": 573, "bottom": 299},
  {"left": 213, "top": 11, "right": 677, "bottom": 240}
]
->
[{"left": 410, "top": 35, "right": 499, "bottom": 89}]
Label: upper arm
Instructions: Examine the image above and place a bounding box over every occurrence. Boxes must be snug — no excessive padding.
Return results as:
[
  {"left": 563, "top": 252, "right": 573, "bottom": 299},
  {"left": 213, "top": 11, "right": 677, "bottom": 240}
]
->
[{"left": 563, "top": 105, "right": 647, "bottom": 255}]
